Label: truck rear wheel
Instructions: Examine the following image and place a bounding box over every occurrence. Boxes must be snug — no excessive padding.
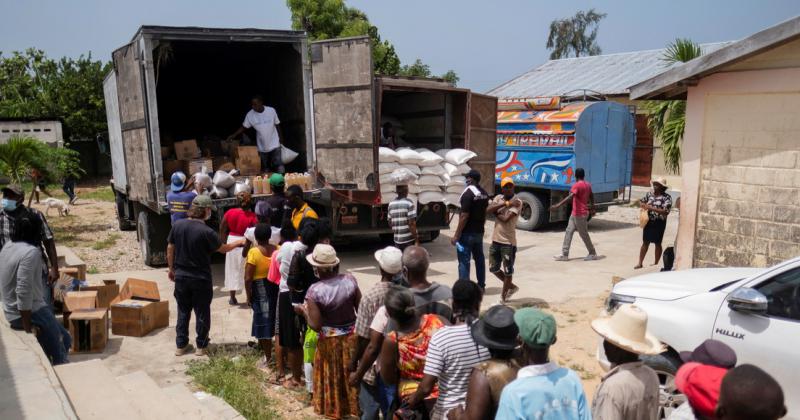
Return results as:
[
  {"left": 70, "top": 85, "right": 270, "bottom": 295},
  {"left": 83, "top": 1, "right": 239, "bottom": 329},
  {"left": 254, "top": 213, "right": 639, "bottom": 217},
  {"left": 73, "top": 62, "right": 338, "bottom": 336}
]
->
[
  {"left": 137, "top": 210, "right": 169, "bottom": 267},
  {"left": 516, "top": 192, "right": 548, "bottom": 231}
]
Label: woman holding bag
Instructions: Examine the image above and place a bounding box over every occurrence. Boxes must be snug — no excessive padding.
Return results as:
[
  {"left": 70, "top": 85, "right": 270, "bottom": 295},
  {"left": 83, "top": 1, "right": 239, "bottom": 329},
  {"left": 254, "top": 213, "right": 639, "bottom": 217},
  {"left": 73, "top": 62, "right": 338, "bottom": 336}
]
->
[{"left": 635, "top": 178, "right": 672, "bottom": 269}]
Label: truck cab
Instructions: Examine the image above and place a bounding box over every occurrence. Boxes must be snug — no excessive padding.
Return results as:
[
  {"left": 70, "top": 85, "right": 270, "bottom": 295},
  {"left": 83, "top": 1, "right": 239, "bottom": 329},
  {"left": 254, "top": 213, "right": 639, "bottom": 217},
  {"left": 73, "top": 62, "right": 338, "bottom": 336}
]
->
[
  {"left": 495, "top": 97, "right": 634, "bottom": 230},
  {"left": 103, "top": 26, "right": 496, "bottom": 266}
]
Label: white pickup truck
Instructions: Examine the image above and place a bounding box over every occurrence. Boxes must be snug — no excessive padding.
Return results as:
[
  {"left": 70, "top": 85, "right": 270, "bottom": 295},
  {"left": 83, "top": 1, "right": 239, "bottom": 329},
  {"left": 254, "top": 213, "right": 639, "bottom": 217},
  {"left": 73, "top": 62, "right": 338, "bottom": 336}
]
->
[{"left": 604, "top": 256, "right": 800, "bottom": 418}]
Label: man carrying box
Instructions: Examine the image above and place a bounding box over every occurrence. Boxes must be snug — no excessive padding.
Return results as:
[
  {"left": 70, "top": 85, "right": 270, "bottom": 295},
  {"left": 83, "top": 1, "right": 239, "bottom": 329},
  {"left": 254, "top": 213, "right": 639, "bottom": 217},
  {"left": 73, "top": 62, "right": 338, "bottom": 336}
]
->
[
  {"left": 228, "top": 95, "right": 284, "bottom": 174},
  {"left": 167, "top": 195, "right": 246, "bottom": 356}
]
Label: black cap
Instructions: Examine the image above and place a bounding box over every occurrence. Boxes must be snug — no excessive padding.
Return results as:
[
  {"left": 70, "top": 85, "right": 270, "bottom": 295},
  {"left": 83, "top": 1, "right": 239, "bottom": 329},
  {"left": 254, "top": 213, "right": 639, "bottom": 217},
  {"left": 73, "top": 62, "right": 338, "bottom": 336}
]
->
[
  {"left": 1, "top": 184, "right": 24, "bottom": 197},
  {"left": 465, "top": 169, "right": 481, "bottom": 182},
  {"left": 470, "top": 305, "right": 519, "bottom": 350},
  {"left": 679, "top": 339, "right": 737, "bottom": 368}
]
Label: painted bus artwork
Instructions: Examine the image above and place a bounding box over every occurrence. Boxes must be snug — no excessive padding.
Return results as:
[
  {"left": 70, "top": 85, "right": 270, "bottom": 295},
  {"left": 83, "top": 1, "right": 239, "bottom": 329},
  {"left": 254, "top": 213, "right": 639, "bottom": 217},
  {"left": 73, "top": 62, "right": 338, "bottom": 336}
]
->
[{"left": 494, "top": 99, "right": 634, "bottom": 230}]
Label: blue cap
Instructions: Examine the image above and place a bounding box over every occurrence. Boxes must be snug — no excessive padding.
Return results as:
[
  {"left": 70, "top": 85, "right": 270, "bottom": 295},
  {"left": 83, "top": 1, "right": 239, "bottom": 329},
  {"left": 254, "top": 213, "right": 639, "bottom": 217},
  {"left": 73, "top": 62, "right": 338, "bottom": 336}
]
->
[{"left": 170, "top": 171, "right": 187, "bottom": 192}]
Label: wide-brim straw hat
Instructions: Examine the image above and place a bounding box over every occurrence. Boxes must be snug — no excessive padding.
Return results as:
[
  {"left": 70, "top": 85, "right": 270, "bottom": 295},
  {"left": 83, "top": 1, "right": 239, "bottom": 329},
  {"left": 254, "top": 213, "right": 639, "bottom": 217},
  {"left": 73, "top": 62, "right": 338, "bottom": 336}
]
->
[
  {"left": 651, "top": 177, "right": 668, "bottom": 189},
  {"left": 306, "top": 244, "right": 340, "bottom": 267},
  {"left": 591, "top": 304, "right": 666, "bottom": 355}
]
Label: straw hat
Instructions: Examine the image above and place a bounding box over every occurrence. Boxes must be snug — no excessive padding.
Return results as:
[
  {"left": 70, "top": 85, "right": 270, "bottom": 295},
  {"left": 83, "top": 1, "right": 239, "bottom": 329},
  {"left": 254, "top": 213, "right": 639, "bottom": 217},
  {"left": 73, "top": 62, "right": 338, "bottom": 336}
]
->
[
  {"left": 651, "top": 177, "right": 668, "bottom": 189},
  {"left": 306, "top": 244, "right": 340, "bottom": 267},
  {"left": 591, "top": 304, "right": 665, "bottom": 355}
]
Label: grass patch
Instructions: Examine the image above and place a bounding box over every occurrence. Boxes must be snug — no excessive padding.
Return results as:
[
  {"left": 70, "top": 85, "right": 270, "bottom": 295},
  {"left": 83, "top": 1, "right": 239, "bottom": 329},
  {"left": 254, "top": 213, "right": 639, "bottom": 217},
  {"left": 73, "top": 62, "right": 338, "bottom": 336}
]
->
[
  {"left": 87, "top": 266, "right": 99, "bottom": 275},
  {"left": 92, "top": 233, "right": 121, "bottom": 250},
  {"left": 78, "top": 186, "right": 115, "bottom": 202},
  {"left": 187, "top": 346, "right": 276, "bottom": 420}
]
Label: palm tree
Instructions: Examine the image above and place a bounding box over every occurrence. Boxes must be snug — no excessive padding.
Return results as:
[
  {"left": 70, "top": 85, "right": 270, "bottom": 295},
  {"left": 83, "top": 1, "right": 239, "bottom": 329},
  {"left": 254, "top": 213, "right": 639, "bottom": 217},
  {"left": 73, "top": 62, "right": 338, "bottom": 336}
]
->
[
  {"left": 642, "top": 38, "right": 703, "bottom": 174},
  {"left": 0, "top": 136, "right": 41, "bottom": 184}
]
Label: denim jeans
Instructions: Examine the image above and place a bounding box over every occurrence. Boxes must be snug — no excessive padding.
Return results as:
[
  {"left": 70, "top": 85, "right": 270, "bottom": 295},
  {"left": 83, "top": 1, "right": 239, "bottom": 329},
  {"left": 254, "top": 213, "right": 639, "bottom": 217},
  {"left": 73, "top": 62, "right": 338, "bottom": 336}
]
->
[
  {"left": 360, "top": 380, "right": 381, "bottom": 420},
  {"left": 62, "top": 179, "right": 76, "bottom": 201},
  {"left": 10, "top": 306, "right": 71, "bottom": 365},
  {"left": 174, "top": 276, "right": 213, "bottom": 349},
  {"left": 377, "top": 375, "right": 397, "bottom": 418},
  {"left": 457, "top": 232, "right": 486, "bottom": 288}
]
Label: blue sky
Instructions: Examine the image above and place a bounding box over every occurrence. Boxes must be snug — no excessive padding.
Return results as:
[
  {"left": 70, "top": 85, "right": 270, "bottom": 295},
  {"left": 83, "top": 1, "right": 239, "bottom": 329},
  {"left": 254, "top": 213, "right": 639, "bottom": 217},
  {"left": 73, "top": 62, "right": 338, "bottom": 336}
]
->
[{"left": 2, "top": 0, "right": 799, "bottom": 92}]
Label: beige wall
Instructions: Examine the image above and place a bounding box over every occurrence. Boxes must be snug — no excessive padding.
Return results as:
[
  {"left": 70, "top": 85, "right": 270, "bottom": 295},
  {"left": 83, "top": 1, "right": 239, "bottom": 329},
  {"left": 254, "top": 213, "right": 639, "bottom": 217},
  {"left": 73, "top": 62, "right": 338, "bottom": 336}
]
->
[
  {"left": 677, "top": 67, "right": 800, "bottom": 269},
  {"left": 0, "top": 120, "right": 63, "bottom": 145}
]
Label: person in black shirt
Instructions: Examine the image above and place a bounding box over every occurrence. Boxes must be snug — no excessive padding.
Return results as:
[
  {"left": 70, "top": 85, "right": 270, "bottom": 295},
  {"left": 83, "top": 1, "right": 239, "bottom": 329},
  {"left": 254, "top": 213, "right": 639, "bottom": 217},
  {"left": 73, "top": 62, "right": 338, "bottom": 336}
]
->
[
  {"left": 264, "top": 173, "right": 289, "bottom": 228},
  {"left": 167, "top": 195, "right": 246, "bottom": 356},
  {"left": 451, "top": 170, "right": 489, "bottom": 289}
]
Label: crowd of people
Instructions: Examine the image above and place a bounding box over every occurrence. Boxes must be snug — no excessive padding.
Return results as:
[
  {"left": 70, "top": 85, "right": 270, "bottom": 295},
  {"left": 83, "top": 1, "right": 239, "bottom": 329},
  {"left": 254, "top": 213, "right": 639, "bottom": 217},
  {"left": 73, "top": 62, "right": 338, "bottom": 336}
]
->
[{"left": 0, "top": 163, "right": 786, "bottom": 420}]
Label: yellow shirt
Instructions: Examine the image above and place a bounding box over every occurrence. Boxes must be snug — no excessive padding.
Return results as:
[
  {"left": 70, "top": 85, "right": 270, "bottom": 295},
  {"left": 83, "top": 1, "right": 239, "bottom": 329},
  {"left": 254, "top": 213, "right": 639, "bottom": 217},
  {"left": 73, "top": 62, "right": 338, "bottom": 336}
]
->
[
  {"left": 246, "top": 246, "right": 273, "bottom": 280},
  {"left": 291, "top": 203, "right": 318, "bottom": 229}
]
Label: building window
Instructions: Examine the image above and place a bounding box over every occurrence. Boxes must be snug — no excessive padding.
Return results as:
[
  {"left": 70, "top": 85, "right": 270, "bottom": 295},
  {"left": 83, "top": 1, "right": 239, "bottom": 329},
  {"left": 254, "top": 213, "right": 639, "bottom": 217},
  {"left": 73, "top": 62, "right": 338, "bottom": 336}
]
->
[
  {"left": 44, "top": 128, "right": 52, "bottom": 132},
  {"left": 23, "top": 129, "right": 31, "bottom": 132},
  {"left": 0, "top": 129, "right": 9, "bottom": 133},
  {"left": 33, "top": 128, "right": 41, "bottom": 132},
  {"left": 12, "top": 129, "right": 20, "bottom": 132}
]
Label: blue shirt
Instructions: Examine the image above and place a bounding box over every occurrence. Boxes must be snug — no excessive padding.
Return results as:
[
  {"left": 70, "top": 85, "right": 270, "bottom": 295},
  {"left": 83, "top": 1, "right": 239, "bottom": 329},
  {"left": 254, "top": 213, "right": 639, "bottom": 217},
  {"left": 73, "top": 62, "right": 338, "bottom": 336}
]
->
[
  {"left": 167, "top": 191, "right": 197, "bottom": 223},
  {"left": 496, "top": 362, "right": 591, "bottom": 420}
]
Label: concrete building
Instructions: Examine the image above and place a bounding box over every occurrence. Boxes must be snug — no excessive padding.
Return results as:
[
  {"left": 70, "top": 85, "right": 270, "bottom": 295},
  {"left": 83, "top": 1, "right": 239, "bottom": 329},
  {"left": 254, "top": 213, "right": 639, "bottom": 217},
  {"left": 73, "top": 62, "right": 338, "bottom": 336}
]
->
[
  {"left": 0, "top": 118, "right": 64, "bottom": 146},
  {"left": 631, "top": 16, "right": 800, "bottom": 269},
  {"left": 488, "top": 43, "right": 729, "bottom": 190}
]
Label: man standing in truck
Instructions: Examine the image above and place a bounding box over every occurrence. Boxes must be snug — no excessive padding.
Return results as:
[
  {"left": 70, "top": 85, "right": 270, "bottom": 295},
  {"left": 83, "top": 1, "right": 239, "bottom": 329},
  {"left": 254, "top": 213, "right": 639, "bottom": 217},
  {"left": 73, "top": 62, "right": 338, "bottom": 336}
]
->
[
  {"left": 550, "top": 168, "right": 598, "bottom": 261},
  {"left": 228, "top": 95, "right": 284, "bottom": 174}
]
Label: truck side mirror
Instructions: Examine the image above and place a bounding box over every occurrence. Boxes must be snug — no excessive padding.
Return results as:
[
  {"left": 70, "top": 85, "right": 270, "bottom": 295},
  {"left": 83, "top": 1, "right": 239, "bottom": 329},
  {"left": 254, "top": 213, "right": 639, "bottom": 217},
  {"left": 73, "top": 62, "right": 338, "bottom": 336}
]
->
[{"left": 727, "top": 287, "right": 768, "bottom": 314}]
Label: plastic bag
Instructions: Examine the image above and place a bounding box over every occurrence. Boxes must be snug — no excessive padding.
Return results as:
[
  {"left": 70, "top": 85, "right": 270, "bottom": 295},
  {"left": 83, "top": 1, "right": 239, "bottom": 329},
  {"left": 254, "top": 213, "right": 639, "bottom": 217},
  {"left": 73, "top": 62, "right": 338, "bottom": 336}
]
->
[
  {"left": 395, "top": 148, "right": 425, "bottom": 165},
  {"left": 399, "top": 164, "right": 421, "bottom": 175},
  {"left": 281, "top": 145, "right": 299, "bottom": 165},
  {"left": 421, "top": 164, "right": 446, "bottom": 176},
  {"left": 639, "top": 209, "right": 650, "bottom": 228},
  {"left": 379, "top": 162, "right": 399, "bottom": 174},
  {"left": 233, "top": 180, "right": 252, "bottom": 195},
  {"left": 417, "top": 175, "right": 444, "bottom": 186},
  {"left": 212, "top": 169, "right": 236, "bottom": 189},
  {"left": 435, "top": 149, "right": 451, "bottom": 158},
  {"left": 388, "top": 167, "right": 419, "bottom": 184},
  {"left": 447, "top": 175, "right": 467, "bottom": 186},
  {"left": 418, "top": 151, "right": 444, "bottom": 166},
  {"left": 210, "top": 185, "right": 228, "bottom": 199}
]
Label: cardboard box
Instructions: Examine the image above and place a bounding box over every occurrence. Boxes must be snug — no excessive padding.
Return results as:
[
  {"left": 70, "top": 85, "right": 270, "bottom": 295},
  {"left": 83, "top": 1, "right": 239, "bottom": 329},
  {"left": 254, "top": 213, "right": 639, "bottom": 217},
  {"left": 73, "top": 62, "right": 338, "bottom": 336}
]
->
[
  {"left": 163, "top": 159, "right": 186, "bottom": 180},
  {"left": 64, "top": 291, "right": 98, "bottom": 312},
  {"left": 212, "top": 156, "right": 232, "bottom": 170},
  {"left": 160, "top": 146, "right": 172, "bottom": 158},
  {"left": 111, "top": 299, "right": 169, "bottom": 337},
  {"left": 79, "top": 280, "right": 119, "bottom": 309},
  {"left": 174, "top": 139, "right": 199, "bottom": 160},
  {"left": 233, "top": 145, "right": 259, "bottom": 160},
  {"left": 68, "top": 309, "right": 108, "bottom": 353},
  {"left": 184, "top": 158, "right": 213, "bottom": 175},
  {"left": 110, "top": 278, "right": 169, "bottom": 337},
  {"left": 221, "top": 140, "right": 240, "bottom": 155},
  {"left": 236, "top": 155, "right": 261, "bottom": 176}
]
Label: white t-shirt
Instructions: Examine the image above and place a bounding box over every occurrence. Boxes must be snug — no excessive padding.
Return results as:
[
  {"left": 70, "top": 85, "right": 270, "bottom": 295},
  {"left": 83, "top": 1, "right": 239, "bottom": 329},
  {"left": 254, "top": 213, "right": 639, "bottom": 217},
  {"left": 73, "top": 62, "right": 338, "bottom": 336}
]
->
[{"left": 243, "top": 106, "right": 281, "bottom": 152}]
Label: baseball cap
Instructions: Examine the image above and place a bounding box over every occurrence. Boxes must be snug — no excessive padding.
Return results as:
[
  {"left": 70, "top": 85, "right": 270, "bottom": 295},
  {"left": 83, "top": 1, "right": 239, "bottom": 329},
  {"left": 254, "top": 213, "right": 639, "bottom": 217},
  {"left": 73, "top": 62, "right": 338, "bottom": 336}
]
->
[
  {"left": 269, "top": 173, "right": 285, "bottom": 187},
  {"left": 170, "top": 171, "right": 187, "bottom": 192},
  {"left": 675, "top": 362, "right": 727, "bottom": 418},
  {"left": 514, "top": 308, "right": 556, "bottom": 349},
  {"left": 191, "top": 194, "right": 213, "bottom": 209},
  {"left": 1, "top": 184, "right": 24, "bottom": 197},
  {"left": 465, "top": 169, "right": 481, "bottom": 182},
  {"left": 374, "top": 246, "right": 403, "bottom": 274},
  {"left": 501, "top": 177, "right": 514, "bottom": 187},
  {"left": 679, "top": 339, "right": 737, "bottom": 369}
]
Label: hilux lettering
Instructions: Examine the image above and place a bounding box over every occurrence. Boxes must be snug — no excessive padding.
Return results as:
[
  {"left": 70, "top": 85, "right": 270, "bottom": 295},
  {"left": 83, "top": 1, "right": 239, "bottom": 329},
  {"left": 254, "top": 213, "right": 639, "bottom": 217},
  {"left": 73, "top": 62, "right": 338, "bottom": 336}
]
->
[{"left": 715, "top": 328, "right": 745, "bottom": 340}]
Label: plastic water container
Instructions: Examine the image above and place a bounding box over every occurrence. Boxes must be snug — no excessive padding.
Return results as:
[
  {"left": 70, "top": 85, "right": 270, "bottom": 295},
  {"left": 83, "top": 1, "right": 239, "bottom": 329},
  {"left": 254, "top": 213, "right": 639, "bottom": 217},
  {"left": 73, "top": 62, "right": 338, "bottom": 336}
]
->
[{"left": 253, "top": 176, "right": 263, "bottom": 194}]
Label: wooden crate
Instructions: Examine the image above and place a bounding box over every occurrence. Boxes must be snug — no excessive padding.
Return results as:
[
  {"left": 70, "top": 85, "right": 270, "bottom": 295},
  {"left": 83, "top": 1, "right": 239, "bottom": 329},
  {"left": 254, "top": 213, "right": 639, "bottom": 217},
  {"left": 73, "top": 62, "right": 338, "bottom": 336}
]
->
[{"left": 68, "top": 309, "right": 108, "bottom": 353}]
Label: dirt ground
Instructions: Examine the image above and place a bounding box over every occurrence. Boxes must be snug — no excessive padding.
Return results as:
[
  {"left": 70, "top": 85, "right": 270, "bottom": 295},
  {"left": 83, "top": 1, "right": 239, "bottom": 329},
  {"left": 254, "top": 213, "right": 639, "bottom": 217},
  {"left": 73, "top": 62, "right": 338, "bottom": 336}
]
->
[{"left": 58, "top": 188, "right": 673, "bottom": 418}]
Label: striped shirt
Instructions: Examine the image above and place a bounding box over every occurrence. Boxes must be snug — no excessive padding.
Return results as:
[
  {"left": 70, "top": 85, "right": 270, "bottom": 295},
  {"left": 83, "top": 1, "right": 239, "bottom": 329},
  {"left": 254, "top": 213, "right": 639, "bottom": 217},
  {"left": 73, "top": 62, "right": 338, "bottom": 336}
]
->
[
  {"left": 388, "top": 197, "right": 417, "bottom": 245},
  {"left": 424, "top": 323, "right": 491, "bottom": 418}
]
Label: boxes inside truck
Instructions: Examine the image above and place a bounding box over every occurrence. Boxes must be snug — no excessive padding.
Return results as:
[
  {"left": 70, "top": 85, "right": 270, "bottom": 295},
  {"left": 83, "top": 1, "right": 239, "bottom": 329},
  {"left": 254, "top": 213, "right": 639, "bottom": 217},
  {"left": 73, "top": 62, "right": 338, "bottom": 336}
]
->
[{"left": 110, "top": 278, "right": 169, "bottom": 337}]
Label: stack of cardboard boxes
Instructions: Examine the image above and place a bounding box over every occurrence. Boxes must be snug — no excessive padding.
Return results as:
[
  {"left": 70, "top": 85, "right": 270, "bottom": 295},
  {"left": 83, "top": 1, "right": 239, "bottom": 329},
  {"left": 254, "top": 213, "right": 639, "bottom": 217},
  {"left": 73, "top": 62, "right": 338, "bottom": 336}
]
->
[
  {"left": 110, "top": 278, "right": 169, "bottom": 337},
  {"left": 162, "top": 139, "right": 264, "bottom": 179},
  {"left": 233, "top": 145, "right": 260, "bottom": 176}
]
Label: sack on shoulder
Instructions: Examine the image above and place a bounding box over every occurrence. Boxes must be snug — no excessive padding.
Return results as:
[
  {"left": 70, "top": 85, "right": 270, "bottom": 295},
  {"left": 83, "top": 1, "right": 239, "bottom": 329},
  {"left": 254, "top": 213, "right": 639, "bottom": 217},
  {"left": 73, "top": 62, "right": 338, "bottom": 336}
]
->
[{"left": 639, "top": 208, "right": 650, "bottom": 228}]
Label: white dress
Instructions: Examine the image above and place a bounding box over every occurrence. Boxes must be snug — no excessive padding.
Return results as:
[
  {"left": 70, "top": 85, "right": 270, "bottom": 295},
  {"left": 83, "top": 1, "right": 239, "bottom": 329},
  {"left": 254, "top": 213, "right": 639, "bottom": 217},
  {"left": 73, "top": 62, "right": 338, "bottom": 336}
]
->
[{"left": 224, "top": 234, "right": 246, "bottom": 292}]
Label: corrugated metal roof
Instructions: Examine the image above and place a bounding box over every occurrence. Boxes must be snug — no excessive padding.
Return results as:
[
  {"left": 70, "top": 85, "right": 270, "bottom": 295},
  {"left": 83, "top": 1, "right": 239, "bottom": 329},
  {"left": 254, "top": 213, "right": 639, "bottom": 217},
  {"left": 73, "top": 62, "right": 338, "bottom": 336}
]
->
[{"left": 488, "top": 42, "right": 732, "bottom": 99}]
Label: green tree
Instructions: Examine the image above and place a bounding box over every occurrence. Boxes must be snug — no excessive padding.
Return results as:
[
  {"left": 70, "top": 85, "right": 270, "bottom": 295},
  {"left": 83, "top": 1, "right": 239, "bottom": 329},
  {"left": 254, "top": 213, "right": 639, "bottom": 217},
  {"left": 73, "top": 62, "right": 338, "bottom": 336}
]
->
[
  {"left": 0, "top": 136, "right": 41, "bottom": 184},
  {"left": 546, "top": 9, "right": 606, "bottom": 59},
  {"left": 0, "top": 48, "right": 111, "bottom": 140},
  {"left": 642, "top": 38, "right": 703, "bottom": 174},
  {"left": 287, "top": 0, "right": 455, "bottom": 83}
]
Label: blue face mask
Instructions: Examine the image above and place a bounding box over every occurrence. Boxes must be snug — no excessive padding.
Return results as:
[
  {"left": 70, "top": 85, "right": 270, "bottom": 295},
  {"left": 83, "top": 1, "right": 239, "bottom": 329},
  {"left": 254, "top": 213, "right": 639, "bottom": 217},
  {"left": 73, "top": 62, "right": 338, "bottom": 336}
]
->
[{"left": 2, "top": 198, "right": 17, "bottom": 212}]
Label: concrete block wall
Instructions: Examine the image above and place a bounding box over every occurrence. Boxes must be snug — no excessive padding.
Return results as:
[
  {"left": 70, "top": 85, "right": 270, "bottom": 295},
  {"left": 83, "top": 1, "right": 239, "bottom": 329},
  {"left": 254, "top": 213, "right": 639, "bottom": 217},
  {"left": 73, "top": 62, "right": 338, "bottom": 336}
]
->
[{"left": 695, "top": 92, "right": 800, "bottom": 268}]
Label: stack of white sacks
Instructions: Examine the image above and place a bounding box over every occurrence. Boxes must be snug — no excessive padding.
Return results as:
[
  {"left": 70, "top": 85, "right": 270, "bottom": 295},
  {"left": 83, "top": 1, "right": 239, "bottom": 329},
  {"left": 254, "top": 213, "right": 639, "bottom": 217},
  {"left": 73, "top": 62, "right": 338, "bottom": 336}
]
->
[{"left": 378, "top": 147, "right": 477, "bottom": 207}]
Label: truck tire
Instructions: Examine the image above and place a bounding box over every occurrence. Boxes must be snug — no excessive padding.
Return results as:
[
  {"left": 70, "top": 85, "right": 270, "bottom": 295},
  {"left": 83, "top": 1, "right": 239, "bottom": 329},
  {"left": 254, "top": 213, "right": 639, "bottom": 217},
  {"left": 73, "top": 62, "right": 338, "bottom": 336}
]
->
[
  {"left": 136, "top": 210, "right": 169, "bottom": 267},
  {"left": 516, "top": 192, "right": 547, "bottom": 231},
  {"left": 115, "top": 192, "right": 136, "bottom": 231},
  {"left": 642, "top": 352, "right": 684, "bottom": 419}
]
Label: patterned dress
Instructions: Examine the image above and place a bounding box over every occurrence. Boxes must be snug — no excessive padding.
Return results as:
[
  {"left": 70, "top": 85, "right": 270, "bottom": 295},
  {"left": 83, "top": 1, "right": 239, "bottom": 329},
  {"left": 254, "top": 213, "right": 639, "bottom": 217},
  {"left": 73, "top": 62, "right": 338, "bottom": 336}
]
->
[
  {"left": 387, "top": 314, "right": 445, "bottom": 399},
  {"left": 640, "top": 192, "right": 672, "bottom": 244}
]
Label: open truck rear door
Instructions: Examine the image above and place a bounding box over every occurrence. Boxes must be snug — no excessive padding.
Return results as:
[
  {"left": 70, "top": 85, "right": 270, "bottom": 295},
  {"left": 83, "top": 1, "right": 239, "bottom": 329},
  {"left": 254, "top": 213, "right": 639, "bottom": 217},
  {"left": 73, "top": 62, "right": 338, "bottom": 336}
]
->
[
  {"left": 310, "top": 36, "right": 376, "bottom": 190},
  {"left": 111, "top": 40, "right": 157, "bottom": 206},
  {"left": 466, "top": 93, "right": 498, "bottom": 193}
]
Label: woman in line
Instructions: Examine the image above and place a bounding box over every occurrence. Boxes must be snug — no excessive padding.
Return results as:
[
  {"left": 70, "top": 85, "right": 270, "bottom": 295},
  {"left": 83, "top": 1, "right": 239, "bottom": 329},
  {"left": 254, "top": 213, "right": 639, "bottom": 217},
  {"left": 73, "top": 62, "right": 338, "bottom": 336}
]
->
[
  {"left": 302, "top": 243, "right": 362, "bottom": 419},
  {"left": 447, "top": 305, "right": 521, "bottom": 420},
  {"left": 222, "top": 191, "right": 258, "bottom": 304},
  {"left": 269, "top": 223, "right": 297, "bottom": 383},
  {"left": 244, "top": 223, "right": 279, "bottom": 369},
  {"left": 379, "top": 285, "right": 446, "bottom": 418},
  {"left": 636, "top": 178, "right": 673, "bottom": 269}
]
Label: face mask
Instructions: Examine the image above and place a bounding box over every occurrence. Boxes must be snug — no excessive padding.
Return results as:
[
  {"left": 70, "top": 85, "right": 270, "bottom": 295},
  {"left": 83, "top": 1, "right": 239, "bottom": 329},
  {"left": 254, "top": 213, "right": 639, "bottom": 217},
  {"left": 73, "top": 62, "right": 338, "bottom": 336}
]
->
[{"left": 2, "top": 198, "right": 17, "bottom": 212}]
